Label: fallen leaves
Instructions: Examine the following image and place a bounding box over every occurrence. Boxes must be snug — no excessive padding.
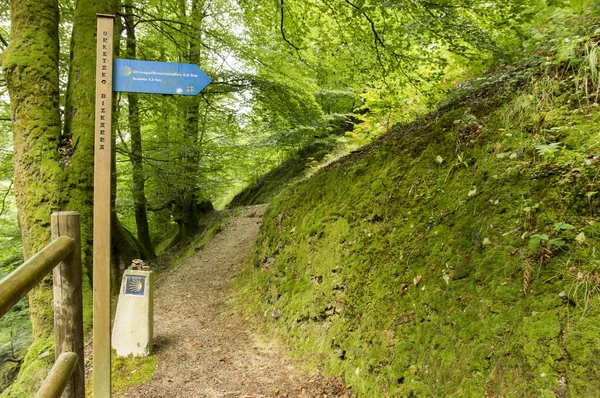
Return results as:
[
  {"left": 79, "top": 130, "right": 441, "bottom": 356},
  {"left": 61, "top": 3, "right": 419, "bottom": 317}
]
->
[
  {"left": 413, "top": 275, "right": 422, "bottom": 286},
  {"left": 219, "top": 357, "right": 234, "bottom": 365}
]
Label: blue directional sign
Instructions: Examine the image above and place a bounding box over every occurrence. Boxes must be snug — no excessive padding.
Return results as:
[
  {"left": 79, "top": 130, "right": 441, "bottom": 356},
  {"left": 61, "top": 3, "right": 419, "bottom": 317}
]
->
[{"left": 113, "top": 59, "right": 211, "bottom": 95}]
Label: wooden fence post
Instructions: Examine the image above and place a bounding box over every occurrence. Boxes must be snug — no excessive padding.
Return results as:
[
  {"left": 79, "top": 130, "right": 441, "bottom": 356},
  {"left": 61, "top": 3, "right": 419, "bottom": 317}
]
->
[{"left": 51, "top": 212, "right": 84, "bottom": 398}]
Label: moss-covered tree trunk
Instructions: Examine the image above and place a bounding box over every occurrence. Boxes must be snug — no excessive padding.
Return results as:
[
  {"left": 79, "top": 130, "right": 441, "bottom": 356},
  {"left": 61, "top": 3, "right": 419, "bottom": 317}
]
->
[
  {"left": 62, "top": 0, "right": 118, "bottom": 286},
  {"left": 124, "top": 5, "right": 156, "bottom": 259},
  {"left": 1, "top": 0, "right": 62, "bottom": 393}
]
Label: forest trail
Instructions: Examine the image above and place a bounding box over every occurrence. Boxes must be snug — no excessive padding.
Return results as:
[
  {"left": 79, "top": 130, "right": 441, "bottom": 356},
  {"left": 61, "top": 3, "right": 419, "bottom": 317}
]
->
[{"left": 118, "top": 205, "right": 353, "bottom": 398}]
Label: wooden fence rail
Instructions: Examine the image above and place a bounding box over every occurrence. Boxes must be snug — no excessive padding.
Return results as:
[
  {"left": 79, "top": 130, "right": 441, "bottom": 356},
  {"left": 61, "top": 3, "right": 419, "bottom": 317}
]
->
[
  {"left": 0, "top": 236, "right": 74, "bottom": 318},
  {"left": 34, "top": 352, "right": 78, "bottom": 398},
  {"left": 0, "top": 212, "right": 84, "bottom": 398}
]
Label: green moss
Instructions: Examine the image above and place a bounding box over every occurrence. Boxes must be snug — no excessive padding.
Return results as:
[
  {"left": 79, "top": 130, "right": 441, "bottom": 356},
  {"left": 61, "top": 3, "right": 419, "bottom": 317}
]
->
[
  {"left": 237, "top": 64, "right": 600, "bottom": 396},
  {"left": 0, "top": 337, "right": 54, "bottom": 398},
  {"left": 3, "top": 0, "right": 66, "bottom": 392},
  {"left": 84, "top": 355, "right": 158, "bottom": 396},
  {"left": 229, "top": 140, "right": 338, "bottom": 207},
  {"left": 111, "top": 355, "right": 157, "bottom": 392}
]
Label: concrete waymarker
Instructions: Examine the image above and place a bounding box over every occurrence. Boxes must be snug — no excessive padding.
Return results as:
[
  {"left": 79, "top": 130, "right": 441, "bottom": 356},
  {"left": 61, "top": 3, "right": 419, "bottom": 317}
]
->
[{"left": 112, "top": 269, "right": 154, "bottom": 356}]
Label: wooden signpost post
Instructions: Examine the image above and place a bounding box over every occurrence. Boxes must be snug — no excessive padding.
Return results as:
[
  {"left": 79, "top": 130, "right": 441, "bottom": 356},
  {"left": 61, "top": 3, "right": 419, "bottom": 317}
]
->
[
  {"left": 93, "top": 14, "right": 114, "bottom": 398},
  {"left": 93, "top": 14, "right": 211, "bottom": 397}
]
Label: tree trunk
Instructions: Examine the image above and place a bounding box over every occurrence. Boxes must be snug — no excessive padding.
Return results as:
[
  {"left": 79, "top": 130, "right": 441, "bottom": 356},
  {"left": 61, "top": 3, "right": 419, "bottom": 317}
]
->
[
  {"left": 109, "top": 12, "right": 149, "bottom": 283},
  {"left": 124, "top": 5, "right": 156, "bottom": 259},
  {"left": 2, "top": 0, "right": 62, "bottom": 392},
  {"left": 110, "top": 210, "right": 150, "bottom": 290},
  {"left": 62, "top": 0, "right": 118, "bottom": 289},
  {"left": 171, "top": 0, "right": 204, "bottom": 244}
]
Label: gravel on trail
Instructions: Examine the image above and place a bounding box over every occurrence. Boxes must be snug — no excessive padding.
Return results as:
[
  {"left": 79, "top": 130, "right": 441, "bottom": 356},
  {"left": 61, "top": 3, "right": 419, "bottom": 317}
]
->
[{"left": 116, "top": 205, "right": 354, "bottom": 398}]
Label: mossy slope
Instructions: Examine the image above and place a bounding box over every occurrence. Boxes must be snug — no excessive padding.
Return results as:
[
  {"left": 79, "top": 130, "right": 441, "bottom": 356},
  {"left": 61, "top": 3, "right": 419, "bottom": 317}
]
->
[
  {"left": 240, "top": 63, "right": 600, "bottom": 396},
  {"left": 229, "top": 140, "right": 337, "bottom": 207}
]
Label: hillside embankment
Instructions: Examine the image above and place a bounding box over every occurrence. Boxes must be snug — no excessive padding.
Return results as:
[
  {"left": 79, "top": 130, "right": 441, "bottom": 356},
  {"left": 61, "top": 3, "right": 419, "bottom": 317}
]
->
[{"left": 237, "top": 58, "right": 600, "bottom": 396}]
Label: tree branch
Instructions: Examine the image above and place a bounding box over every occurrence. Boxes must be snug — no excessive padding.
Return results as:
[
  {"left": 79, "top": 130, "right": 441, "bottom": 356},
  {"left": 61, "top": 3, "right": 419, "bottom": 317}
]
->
[
  {"left": 280, "top": 0, "right": 301, "bottom": 51},
  {"left": 419, "top": 1, "right": 468, "bottom": 9},
  {"left": 2, "top": 357, "right": 23, "bottom": 364},
  {"left": 343, "top": 0, "right": 386, "bottom": 49},
  {"left": 343, "top": 0, "right": 387, "bottom": 75},
  {"left": 0, "top": 32, "right": 7, "bottom": 49},
  {"left": 0, "top": 180, "right": 13, "bottom": 217}
]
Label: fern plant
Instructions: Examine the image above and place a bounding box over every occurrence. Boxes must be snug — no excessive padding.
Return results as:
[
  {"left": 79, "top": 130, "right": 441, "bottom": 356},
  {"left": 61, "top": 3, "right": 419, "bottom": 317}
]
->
[{"left": 534, "top": 142, "right": 561, "bottom": 158}]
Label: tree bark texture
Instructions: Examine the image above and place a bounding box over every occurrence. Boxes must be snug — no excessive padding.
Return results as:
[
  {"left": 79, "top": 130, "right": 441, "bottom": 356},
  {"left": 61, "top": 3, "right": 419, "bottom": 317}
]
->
[
  {"left": 62, "top": 0, "right": 118, "bottom": 285},
  {"left": 110, "top": 210, "right": 150, "bottom": 289},
  {"left": 4, "top": 0, "right": 61, "bottom": 340},
  {"left": 107, "top": 13, "right": 149, "bottom": 283},
  {"left": 2, "top": 0, "right": 62, "bottom": 393},
  {"left": 172, "top": 0, "right": 204, "bottom": 244},
  {"left": 124, "top": 5, "right": 156, "bottom": 259}
]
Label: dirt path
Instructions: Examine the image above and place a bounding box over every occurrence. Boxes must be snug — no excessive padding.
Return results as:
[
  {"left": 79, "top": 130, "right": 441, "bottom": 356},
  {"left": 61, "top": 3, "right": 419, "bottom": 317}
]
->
[{"left": 119, "top": 205, "right": 353, "bottom": 398}]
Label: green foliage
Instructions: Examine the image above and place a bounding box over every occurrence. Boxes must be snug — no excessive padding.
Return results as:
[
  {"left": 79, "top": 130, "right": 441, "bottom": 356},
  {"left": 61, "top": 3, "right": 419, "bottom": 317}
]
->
[
  {"left": 0, "top": 299, "right": 30, "bottom": 392},
  {"left": 156, "top": 208, "right": 236, "bottom": 270},
  {"left": 528, "top": 233, "right": 565, "bottom": 250},
  {"left": 238, "top": 0, "right": 542, "bottom": 133},
  {"left": 237, "top": 12, "right": 600, "bottom": 394},
  {"left": 535, "top": 142, "right": 561, "bottom": 158},
  {"left": 554, "top": 221, "right": 575, "bottom": 231},
  {"left": 0, "top": 336, "right": 54, "bottom": 397}
]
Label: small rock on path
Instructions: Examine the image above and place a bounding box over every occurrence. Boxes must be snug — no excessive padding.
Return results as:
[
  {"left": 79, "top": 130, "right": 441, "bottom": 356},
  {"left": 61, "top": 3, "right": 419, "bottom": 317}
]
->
[{"left": 118, "top": 205, "right": 353, "bottom": 398}]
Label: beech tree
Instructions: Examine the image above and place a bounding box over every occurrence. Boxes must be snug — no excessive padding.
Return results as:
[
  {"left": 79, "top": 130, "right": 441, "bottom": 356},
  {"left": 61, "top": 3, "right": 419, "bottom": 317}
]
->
[
  {"left": 3, "top": 0, "right": 62, "bottom": 337},
  {"left": 122, "top": 1, "right": 156, "bottom": 258},
  {"left": 1, "top": 0, "right": 63, "bottom": 392}
]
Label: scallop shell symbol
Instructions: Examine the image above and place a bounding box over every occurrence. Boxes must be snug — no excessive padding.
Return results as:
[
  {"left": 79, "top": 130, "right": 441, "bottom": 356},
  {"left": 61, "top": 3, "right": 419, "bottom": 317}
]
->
[
  {"left": 127, "top": 277, "right": 144, "bottom": 293},
  {"left": 119, "top": 65, "right": 132, "bottom": 77}
]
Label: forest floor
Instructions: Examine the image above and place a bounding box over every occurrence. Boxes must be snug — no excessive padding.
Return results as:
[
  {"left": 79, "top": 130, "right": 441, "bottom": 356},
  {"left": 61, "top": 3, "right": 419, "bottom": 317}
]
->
[{"left": 115, "top": 205, "right": 353, "bottom": 398}]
